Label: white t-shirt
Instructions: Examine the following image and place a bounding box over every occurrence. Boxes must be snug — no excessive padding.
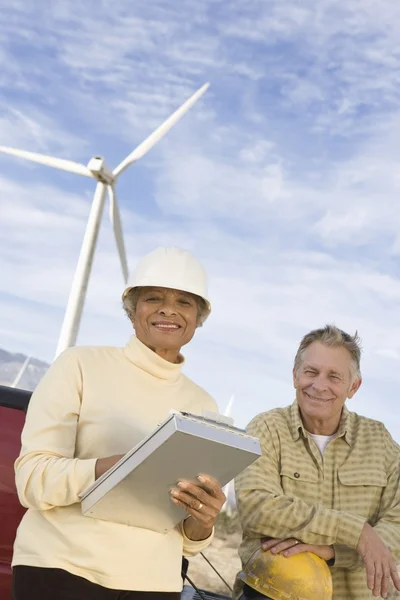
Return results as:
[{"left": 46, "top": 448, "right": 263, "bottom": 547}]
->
[{"left": 308, "top": 432, "right": 337, "bottom": 455}]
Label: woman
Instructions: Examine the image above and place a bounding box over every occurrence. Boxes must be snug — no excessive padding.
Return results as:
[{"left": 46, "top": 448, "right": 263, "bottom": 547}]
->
[{"left": 11, "top": 246, "right": 226, "bottom": 600}]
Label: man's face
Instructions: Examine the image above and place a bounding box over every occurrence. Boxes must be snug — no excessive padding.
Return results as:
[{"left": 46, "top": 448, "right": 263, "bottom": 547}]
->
[
  {"left": 293, "top": 341, "right": 361, "bottom": 433},
  {"left": 131, "top": 286, "right": 199, "bottom": 354}
]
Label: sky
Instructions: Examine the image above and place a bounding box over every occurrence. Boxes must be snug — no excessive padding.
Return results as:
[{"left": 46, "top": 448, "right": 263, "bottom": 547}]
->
[{"left": 1, "top": 0, "right": 400, "bottom": 438}]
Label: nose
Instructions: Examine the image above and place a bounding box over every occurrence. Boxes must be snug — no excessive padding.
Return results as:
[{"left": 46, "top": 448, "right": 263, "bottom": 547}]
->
[
  {"left": 158, "top": 297, "right": 177, "bottom": 317},
  {"left": 311, "top": 374, "right": 328, "bottom": 393}
]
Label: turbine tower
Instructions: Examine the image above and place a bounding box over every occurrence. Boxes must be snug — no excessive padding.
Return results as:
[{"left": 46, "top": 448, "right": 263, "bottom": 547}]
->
[
  {"left": 221, "top": 394, "right": 236, "bottom": 515},
  {"left": 0, "top": 83, "right": 209, "bottom": 358},
  {"left": 11, "top": 355, "right": 31, "bottom": 388}
]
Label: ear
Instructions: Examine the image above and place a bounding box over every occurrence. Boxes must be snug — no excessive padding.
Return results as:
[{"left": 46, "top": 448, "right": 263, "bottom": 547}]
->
[
  {"left": 347, "top": 376, "right": 362, "bottom": 399},
  {"left": 292, "top": 367, "right": 298, "bottom": 389}
]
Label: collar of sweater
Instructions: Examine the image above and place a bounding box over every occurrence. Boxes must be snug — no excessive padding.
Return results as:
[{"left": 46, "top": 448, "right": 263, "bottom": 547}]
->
[{"left": 123, "top": 334, "right": 185, "bottom": 382}]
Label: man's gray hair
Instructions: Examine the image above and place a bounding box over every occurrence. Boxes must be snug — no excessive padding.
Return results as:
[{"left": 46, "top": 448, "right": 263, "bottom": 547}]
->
[
  {"left": 294, "top": 324, "right": 362, "bottom": 381},
  {"left": 122, "top": 287, "right": 209, "bottom": 327}
]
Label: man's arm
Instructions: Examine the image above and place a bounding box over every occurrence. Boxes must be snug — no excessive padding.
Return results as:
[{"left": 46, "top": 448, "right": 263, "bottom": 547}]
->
[
  {"left": 333, "top": 426, "right": 400, "bottom": 570},
  {"left": 373, "top": 428, "right": 400, "bottom": 555},
  {"left": 235, "top": 414, "right": 365, "bottom": 550}
]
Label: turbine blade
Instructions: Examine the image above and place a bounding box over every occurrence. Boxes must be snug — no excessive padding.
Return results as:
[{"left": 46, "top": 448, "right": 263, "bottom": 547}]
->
[
  {"left": 224, "top": 394, "right": 235, "bottom": 418},
  {"left": 113, "top": 82, "right": 210, "bottom": 177},
  {"left": 0, "top": 146, "right": 93, "bottom": 177},
  {"left": 108, "top": 186, "right": 129, "bottom": 283}
]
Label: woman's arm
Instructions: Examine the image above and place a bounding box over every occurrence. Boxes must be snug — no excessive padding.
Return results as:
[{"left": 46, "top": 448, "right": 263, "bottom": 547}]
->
[{"left": 15, "top": 349, "right": 97, "bottom": 510}]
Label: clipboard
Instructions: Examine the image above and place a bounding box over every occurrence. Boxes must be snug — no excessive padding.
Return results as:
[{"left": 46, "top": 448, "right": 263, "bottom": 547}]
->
[{"left": 80, "top": 411, "right": 261, "bottom": 533}]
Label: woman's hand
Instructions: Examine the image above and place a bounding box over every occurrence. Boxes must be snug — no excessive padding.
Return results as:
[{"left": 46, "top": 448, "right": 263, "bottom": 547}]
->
[
  {"left": 170, "top": 474, "right": 226, "bottom": 541},
  {"left": 95, "top": 455, "right": 124, "bottom": 480}
]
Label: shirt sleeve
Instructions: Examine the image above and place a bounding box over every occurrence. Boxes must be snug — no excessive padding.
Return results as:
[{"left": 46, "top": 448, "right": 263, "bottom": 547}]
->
[
  {"left": 372, "top": 427, "right": 400, "bottom": 561},
  {"left": 14, "top": 349, "right": 97, "bottom": 511},
  {"left": 331, "top": 546, "right": 363, "bottom": 570},
  {"left": 333, "top": 427, "right": 400, "bottom": 569},
  {"left": 235, "top": 414, "right": 365, "bottom": 549},
  {"left": 177, "top": 520, "right": 214, "bottom": 557}
]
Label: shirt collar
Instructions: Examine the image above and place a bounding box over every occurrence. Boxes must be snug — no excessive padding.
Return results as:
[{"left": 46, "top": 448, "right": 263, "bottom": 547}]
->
[
  {"left": 289, "top": 400, "right": 354, "bottom": 445},
  {"left": 123, "top": 334, "right": 184, "bottom": 382}
]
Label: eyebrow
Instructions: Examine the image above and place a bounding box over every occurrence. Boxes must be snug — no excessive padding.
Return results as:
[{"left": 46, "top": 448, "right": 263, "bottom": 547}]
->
[
  {"left": 141, "top": 288, "right": 193, "bottom": 299},
  {"left": 141, "top": 288, "right": 162, "bottom": 295},
  {"left": 303, "top": 364, "right": 343, "bottom": 377}
]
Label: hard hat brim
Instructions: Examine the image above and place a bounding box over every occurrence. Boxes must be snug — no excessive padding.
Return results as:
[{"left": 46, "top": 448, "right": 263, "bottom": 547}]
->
[{"left": 121, "top": 285, "right": 211, "bottom": 314}]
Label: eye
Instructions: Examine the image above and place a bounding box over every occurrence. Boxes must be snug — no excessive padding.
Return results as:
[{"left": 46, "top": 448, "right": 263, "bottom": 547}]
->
[
  {"left": 145, "top": 296, "right": 161, "bottom": 302},
  {"left": 305, "top": 370, "right": 316, "bottom": 376},
  {"left": 178, "top": 299, "right": 192, "bottom": 306}
]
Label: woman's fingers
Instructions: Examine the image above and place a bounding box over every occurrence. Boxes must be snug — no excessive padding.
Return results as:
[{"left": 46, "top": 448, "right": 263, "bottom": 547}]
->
[
  {"left": 169, "top": 475, "right": 226, "bottom": 526},
  {"left": 170, "top": 490, "right": 214, "bottom": 526},
  {"left": 196, "top": 474, "right": 226, "bottom": 502},
  {"left": 170, "top": 488, "right": 210, "bottom": 513},
  {"left": 173, "top": 477, "right": 225, "bottom": 509}
]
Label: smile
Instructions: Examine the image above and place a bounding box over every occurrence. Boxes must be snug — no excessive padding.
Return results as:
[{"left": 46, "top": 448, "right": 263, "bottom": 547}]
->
[
  {"left": 152, "top": 322, "right": 181, "bottom": 331},
  {"left": 304, "top": 392, "right": 334, "bottom": 402}
]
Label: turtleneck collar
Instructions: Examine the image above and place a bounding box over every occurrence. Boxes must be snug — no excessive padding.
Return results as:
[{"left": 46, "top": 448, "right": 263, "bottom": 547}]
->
[{"left": 123, "top": 334, "right": 185, "bottom": 382}]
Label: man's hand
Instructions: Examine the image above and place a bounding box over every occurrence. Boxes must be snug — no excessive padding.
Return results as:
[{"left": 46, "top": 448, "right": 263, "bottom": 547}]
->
[
  {"left": 357, "top": 523, "right": 400, "bottom": 598},
  {"left": 262, "top": 537, "right": 334, "bottom": 562}
]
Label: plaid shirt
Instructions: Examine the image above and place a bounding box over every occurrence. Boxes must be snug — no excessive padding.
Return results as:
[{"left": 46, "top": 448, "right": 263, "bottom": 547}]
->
[{"left": 234, "top": 402, "right": 400, "bottom": 600}]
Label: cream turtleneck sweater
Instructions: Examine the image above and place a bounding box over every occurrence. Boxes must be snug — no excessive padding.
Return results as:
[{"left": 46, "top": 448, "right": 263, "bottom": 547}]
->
[{"left": 12, "top": 335, "right": 217, "bottom": 591}]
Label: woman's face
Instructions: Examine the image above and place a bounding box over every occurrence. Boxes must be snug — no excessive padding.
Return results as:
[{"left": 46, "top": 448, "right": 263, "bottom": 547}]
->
[{"left": 131, "top": 286, "right": 199, "bottom": 361}]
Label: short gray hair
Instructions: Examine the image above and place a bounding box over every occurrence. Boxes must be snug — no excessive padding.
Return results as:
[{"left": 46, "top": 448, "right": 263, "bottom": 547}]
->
[
  {"left": 122, "top": 287, "right": 209, "bottom": 327},
  {"left": 294, "top": 324, "right": 362, "bottom": 381}
]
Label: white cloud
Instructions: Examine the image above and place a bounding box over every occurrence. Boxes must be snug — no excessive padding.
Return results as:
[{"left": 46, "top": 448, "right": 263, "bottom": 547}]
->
[
  {"left": 0, "top": 107, "right": 88, "bottom": 157},
  {"left": 1, "top": 0, "right": 400, "bottom": 444},
  {"left": 2, "top": 172, "right": 400, "bottom": 441},
  {"left": 313, "top": 208, "right": 370, "bottom": 244},
  {"left": 239, "top": 140, "right": 276, "bottom": 164}
]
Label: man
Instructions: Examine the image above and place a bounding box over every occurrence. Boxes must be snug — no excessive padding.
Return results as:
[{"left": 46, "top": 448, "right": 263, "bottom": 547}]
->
[{"left": 234, "top": 325, "right": 400, "bottom": 600}]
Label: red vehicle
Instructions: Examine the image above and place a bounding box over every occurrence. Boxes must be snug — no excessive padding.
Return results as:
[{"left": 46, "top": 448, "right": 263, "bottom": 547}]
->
[{"left": 0, "top": 385, "right": 31, "bottom": 600}]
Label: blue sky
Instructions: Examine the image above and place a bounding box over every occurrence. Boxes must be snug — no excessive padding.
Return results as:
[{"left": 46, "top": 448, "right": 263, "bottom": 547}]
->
[{"left": 1, "top": 0, "right": 400, "bottom": 438}]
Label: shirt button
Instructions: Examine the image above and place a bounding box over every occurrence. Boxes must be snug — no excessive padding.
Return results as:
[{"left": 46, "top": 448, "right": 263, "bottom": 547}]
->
[{"left": 294, "top": 472, "right": 300, "bottom": 478}]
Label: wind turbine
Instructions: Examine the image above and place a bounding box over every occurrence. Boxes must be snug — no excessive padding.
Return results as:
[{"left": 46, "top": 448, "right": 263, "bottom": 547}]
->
[
  {"left": 221, "top": 394, "right": 236, "bottom": 516},
  {"left": 0, "top": 83, "right": 209, "bottom": 358},
  {"left": 11, "top": 355, "right": 31, "bottom": 388}
]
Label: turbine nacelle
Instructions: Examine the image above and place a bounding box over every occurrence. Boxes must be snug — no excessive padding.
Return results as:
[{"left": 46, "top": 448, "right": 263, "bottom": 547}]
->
[{"left": 87, "top": 156, "right": 114, "bottom": 184}]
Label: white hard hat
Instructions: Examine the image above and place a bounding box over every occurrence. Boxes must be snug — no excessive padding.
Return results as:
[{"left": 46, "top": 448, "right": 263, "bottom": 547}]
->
[{"left": 122, "top": 246, "right": 211, "bottom": 318}]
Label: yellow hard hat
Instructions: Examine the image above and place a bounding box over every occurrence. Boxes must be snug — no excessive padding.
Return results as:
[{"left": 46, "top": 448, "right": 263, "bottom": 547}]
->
[{"left": 239, "top": 547, "right": 333, "bottom": 600}]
